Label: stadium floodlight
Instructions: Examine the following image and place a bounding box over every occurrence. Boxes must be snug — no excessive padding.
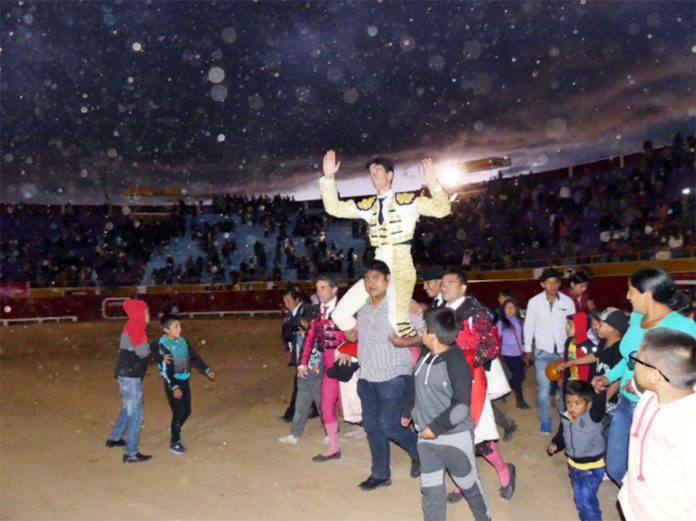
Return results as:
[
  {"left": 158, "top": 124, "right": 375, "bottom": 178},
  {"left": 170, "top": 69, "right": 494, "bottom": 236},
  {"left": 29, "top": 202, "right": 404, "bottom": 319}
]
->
[
  {"left": 439, "top": 164, "right": 463, "bottom": 187},
  {"left": 436, "top": 156, "right": 511, "bottom": 190}
]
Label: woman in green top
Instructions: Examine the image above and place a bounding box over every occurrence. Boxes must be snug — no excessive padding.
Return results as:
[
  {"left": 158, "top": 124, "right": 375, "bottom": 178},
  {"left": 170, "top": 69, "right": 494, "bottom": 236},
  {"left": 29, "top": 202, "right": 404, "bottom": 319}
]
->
[{"left": 592, "top": 268, "right": 696, "bottom": 486}]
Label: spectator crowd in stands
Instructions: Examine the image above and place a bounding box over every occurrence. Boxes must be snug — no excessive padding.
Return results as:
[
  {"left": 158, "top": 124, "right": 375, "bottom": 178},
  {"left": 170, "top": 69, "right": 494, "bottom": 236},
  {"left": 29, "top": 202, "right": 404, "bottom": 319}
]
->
[{"left": 1, "top": 134, "right": 693, "bottom": 288}]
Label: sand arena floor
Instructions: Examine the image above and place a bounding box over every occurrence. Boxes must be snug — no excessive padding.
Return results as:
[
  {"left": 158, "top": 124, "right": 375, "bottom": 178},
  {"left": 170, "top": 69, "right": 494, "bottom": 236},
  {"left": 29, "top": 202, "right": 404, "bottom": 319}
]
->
[{"left": 1, "top": 318, "right": 622, "bottom": 521}]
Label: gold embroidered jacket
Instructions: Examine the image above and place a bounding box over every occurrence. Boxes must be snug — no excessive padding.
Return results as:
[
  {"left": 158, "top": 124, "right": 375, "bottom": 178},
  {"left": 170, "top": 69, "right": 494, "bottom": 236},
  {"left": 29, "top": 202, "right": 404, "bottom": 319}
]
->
[{"left": 319, "top": 177, "right": 451, "bottom": 247}]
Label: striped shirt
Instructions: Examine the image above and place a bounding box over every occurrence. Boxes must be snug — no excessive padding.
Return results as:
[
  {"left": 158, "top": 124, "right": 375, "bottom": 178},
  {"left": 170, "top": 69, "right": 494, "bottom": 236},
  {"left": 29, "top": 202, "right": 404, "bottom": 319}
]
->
[{"left": 357, "top": 298, "right": 413, "bottom": 382}]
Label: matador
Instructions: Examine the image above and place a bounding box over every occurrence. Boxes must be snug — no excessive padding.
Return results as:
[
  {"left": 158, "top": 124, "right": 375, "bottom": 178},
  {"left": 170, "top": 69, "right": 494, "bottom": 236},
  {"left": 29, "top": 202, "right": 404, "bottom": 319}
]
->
[{"left": 319, "top": 150, "right": 451, "bottom": 338}]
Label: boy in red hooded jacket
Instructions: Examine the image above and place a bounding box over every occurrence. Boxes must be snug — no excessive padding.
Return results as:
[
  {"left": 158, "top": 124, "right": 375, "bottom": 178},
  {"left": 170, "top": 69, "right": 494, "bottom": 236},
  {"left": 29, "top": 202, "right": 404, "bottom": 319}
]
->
[
  {"left": 559, "top": 312, "right": 595, "bottom": 387},
  {"left": 106, "top": 299, "right": 156, "bottom": 463}
]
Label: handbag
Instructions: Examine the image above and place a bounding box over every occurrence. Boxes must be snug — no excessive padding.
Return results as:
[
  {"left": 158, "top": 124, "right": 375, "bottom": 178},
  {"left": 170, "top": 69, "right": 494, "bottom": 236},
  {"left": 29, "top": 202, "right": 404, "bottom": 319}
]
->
[{"left": 485, "top": 357, "right": 512, "bottom": 400}]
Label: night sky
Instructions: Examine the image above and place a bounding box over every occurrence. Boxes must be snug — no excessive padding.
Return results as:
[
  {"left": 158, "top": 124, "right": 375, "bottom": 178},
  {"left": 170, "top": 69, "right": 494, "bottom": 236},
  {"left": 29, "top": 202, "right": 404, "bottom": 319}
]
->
[{"left": 1, "top": 1, "right": 693, "bottom": 203}]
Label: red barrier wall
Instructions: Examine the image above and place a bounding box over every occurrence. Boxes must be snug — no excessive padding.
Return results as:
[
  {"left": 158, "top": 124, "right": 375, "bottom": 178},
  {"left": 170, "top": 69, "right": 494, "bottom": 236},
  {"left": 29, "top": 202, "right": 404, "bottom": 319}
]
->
[
  {"left": 3, "top": 273, "right": 693, "bottom": 323},
  {"left": 0, "top": 290, "right": 286, "bottom": 321}
]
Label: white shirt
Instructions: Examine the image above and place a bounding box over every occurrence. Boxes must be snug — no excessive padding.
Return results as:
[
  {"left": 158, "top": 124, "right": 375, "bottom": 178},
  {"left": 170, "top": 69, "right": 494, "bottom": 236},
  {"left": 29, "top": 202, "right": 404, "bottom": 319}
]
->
[
  {"left": 320, "top": 297, "right": 337, "bottom": 317},
  {"left": 523, "top": 291, "right": 574, "bottom": 353},
  {"left": 290, "top": 303, "right": 302, "bottom": 317},
  {"left": 446, "top": 296, "right": 466, "bottom": 311},
  {"left": 432, "top": 293, "right": 444, "bottom": 308}
]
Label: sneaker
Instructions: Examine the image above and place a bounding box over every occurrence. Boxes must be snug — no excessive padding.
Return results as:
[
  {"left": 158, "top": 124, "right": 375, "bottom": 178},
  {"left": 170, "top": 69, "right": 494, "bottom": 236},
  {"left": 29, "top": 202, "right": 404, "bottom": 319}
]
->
[
  {"left": 123, "top": 452, "right": 152, "bottom": 463},
  {"left": 312, "top": 451, "right": 341, "bottom": 462},
  {"left": 499, "top": 463, "right": 516, "bottom": 500},
  {"left": 503, "top": 421, "right": 518, "bottom": 442},
  {"left": 410, "top": 458, "right": 421, "bottom": 478},
  {"left": 358, "top": 476, "right": 392, "bottom": 491},
  {"left": 105, "top": 438, "right": 126, "bottom": 448},
  {"left": 278, "top": 434, "right": 299, "bottom": 445},
  {"left": 540, "top": 421, "right": 552, "bottom": 435},
  {"left": 170, "top": 442, "right": 187, "bottom": 454},
  {"left": 446, "top": 490, "right": 464, "bottom": 504}
]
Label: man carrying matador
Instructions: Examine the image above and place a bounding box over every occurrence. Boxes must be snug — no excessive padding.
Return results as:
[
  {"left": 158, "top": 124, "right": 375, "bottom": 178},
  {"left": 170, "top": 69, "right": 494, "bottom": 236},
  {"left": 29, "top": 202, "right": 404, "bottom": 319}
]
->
[{"left": 319, "top": 150, "right": 451, "bottom": 338}]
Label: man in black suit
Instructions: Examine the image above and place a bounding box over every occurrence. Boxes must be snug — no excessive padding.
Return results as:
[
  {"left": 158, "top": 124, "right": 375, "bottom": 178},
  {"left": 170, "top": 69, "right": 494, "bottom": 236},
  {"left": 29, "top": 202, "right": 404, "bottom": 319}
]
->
[{"left": 280, "top": 286, "right": 319, "bottom": 422}]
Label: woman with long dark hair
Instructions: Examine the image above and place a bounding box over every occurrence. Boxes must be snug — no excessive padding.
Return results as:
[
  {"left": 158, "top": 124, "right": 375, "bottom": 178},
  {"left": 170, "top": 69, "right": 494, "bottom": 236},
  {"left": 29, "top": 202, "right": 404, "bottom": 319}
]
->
[
  {"left": 592, "top": 267, "right": 696, "bottom": 485},
  {"left": 562, "top": 271, "right": 594, "bottom": 312},
  {"left": 497, "top": 299, "right": 529, "bottom": 409}
]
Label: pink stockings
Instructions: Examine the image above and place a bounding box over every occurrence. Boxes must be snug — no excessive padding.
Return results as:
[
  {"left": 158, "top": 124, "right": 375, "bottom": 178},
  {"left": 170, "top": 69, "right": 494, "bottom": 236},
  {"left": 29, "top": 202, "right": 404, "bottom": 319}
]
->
[
  {"left": 482, "top": 441, "right": 511, "bottom": 487},
  {"left": 321, "top": 356, "right": 341, "bottom": 456}
]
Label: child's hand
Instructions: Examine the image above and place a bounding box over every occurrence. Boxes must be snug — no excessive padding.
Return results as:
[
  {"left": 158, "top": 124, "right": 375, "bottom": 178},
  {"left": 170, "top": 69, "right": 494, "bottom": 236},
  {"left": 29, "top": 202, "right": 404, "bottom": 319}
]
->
[
  {"left": 623, "top": 379, "right": 635, "bottom": 395},
  {"left": 173, "top": 388, "right": 183, "bottom": 399},
  {"left": 163, "top": 354, "right": 173, "bottom": 364},
  {"left": 547, "top": 443, "right": 557, "bottom": 456},
  {"left": 591, "top": 375, "right": 609, "bottom": 392},
  {"left": 297, "top": 365, "right": 308, "bottom": 379},
  {"left": 400, "top": 417, "right": 411, "bottom": 428},
  {"left": 207, "top": 371, "right": 216, "bottom": 381},
  {"left": 420, "top": 426, "right": 436, "bottom": 440}
]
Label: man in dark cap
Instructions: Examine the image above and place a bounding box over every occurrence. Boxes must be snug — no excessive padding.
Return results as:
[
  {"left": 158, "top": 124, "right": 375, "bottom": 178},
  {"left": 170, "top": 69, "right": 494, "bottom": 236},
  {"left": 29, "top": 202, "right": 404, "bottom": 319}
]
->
[
  {"left": 522, "top": 268, "right": 575, "bottom": 434},
  {"left": 421, "top": 265, "right": 445, "bottom": 309}
]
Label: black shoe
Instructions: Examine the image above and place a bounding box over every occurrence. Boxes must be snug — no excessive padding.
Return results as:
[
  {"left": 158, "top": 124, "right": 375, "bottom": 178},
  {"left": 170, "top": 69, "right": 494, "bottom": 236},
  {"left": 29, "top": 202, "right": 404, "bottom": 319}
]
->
[
  {"left": 499, "top": 463, "right": 516, "bottom": 500},
  {"left": 446, "top": 490, "right": 464, "bottom": 504},
  {"left": 122, "top": 452, "right": 152, "bottom": 464},
  {"left": 503, "top": 421, "right": 518, "bottom": 442},
  {"left": 410, "top": 458, "right": 421, "bottom": 478},
  {"left": 278, "top": 415, "right": 292, "bottom": 423},
  {"left": 516, "top": 400, "right": 531, "bottom": 410},
  {"left": 170, "top": 442, "right": 187, "bottom": 454},
  {"left": 312, "top": 451, "right": 341, "bottom": 462},
  {"left": 105, "top": 438, "right": 126, "bottom": 448},
  {"left": 358, "top": 476, "right": 392, "bottom": 491}
]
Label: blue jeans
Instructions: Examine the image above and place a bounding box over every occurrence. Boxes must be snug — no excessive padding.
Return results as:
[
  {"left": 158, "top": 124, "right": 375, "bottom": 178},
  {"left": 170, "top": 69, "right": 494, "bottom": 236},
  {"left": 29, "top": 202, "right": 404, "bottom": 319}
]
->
[
  {"left": 606, "top": 394, "right": 636, "bottom": 485},
  {"left": 534, "top": 349, "right": 561, "bottom": 428},
  {"left": 357, "top": 376, "right": 418, "bottom": 480},
  {"left": 109, "top": 377, "right": 144, "bottom": 456},
  {"left": 569, "top": 466, "right": 604, "bottom": 521}
]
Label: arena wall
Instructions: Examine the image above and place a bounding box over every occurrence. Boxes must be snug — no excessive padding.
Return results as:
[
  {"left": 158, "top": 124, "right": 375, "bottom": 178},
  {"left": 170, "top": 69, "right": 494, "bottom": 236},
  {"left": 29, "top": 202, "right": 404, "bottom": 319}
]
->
[{"left": 2, "top": 265, "right": 693, "bottom": 324}]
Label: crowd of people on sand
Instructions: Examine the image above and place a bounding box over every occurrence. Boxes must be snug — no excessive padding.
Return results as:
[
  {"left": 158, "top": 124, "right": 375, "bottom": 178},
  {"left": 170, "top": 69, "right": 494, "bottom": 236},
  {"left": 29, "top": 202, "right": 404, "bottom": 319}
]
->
[
  {"left": 272, "top": 265, "right": 695, "bottom": 521},
  {"left": 103, "top": 262, "right": 695, "bottom": 521}
]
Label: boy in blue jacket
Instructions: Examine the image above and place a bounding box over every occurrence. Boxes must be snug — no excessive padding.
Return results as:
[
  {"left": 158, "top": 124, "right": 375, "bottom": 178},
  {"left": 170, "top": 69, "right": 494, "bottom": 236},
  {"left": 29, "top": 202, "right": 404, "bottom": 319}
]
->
[
  {"left": 547, "top": 380, "right": 606, "bottom": 521},
  {"left": 158, "top": 314, "right": 216, "bottom": 454}
]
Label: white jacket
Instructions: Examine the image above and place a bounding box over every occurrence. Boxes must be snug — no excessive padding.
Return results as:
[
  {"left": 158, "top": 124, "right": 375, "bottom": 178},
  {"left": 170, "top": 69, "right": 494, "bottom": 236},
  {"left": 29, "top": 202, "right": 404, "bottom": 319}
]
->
[
  {"left": 619, "top": 391, "right": 696, "bottom": 521},
  {"left": 523, "top": 291, "right": 574, "bottom": 353}
]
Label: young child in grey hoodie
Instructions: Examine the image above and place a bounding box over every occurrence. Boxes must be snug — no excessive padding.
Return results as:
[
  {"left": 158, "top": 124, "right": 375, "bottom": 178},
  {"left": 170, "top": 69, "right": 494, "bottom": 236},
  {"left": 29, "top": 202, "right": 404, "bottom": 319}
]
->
[{"left": 401, "top": 308, "right": 491, "bottom": 521}]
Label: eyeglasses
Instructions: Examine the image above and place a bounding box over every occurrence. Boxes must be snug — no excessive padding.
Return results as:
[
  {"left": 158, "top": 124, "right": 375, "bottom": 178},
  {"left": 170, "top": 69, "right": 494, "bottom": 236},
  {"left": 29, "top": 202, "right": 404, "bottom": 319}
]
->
[{"left": 628, "top": 352, "right": 670, "bottom": 383}]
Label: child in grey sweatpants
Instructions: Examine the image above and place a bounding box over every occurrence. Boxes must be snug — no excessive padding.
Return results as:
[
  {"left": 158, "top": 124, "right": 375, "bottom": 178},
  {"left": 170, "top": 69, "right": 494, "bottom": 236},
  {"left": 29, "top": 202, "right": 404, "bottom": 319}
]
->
[{"left": 402, "top": 308, "right": 491, "bottom": 521}]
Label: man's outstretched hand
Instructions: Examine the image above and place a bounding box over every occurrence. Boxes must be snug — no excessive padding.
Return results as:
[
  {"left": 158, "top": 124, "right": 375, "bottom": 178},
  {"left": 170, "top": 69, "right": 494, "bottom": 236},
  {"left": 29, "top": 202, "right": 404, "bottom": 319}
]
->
[
  {"left": 323, "top": 150, "right": 341, "bottom": 180},
  {"left": 419, "top": 158, "right": 438, "bottom": 188}
]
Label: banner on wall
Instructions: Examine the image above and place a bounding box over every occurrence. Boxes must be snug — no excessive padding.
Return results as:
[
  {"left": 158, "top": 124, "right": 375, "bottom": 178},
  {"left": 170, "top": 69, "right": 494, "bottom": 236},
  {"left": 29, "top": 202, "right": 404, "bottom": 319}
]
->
[{"left": 0, "top": 282, "right": 29, "bottom": 298}]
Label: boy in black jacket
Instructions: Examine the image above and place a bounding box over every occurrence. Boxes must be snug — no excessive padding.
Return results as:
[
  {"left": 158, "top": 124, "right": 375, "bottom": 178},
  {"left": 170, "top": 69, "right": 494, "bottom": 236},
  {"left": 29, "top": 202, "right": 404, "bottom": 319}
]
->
[
  {"left": 158, "top": 314, "right": 216, "bottom": 454},
  {"left": 402, "top": 308, "right": 491, "bottom": 521}
]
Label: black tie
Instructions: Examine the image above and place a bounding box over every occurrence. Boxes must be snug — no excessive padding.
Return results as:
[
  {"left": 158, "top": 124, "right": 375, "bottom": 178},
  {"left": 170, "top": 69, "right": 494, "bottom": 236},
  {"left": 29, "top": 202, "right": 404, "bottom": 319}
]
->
[{"left": 378, "top": 197, "right": 386, "bottom": 225}]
